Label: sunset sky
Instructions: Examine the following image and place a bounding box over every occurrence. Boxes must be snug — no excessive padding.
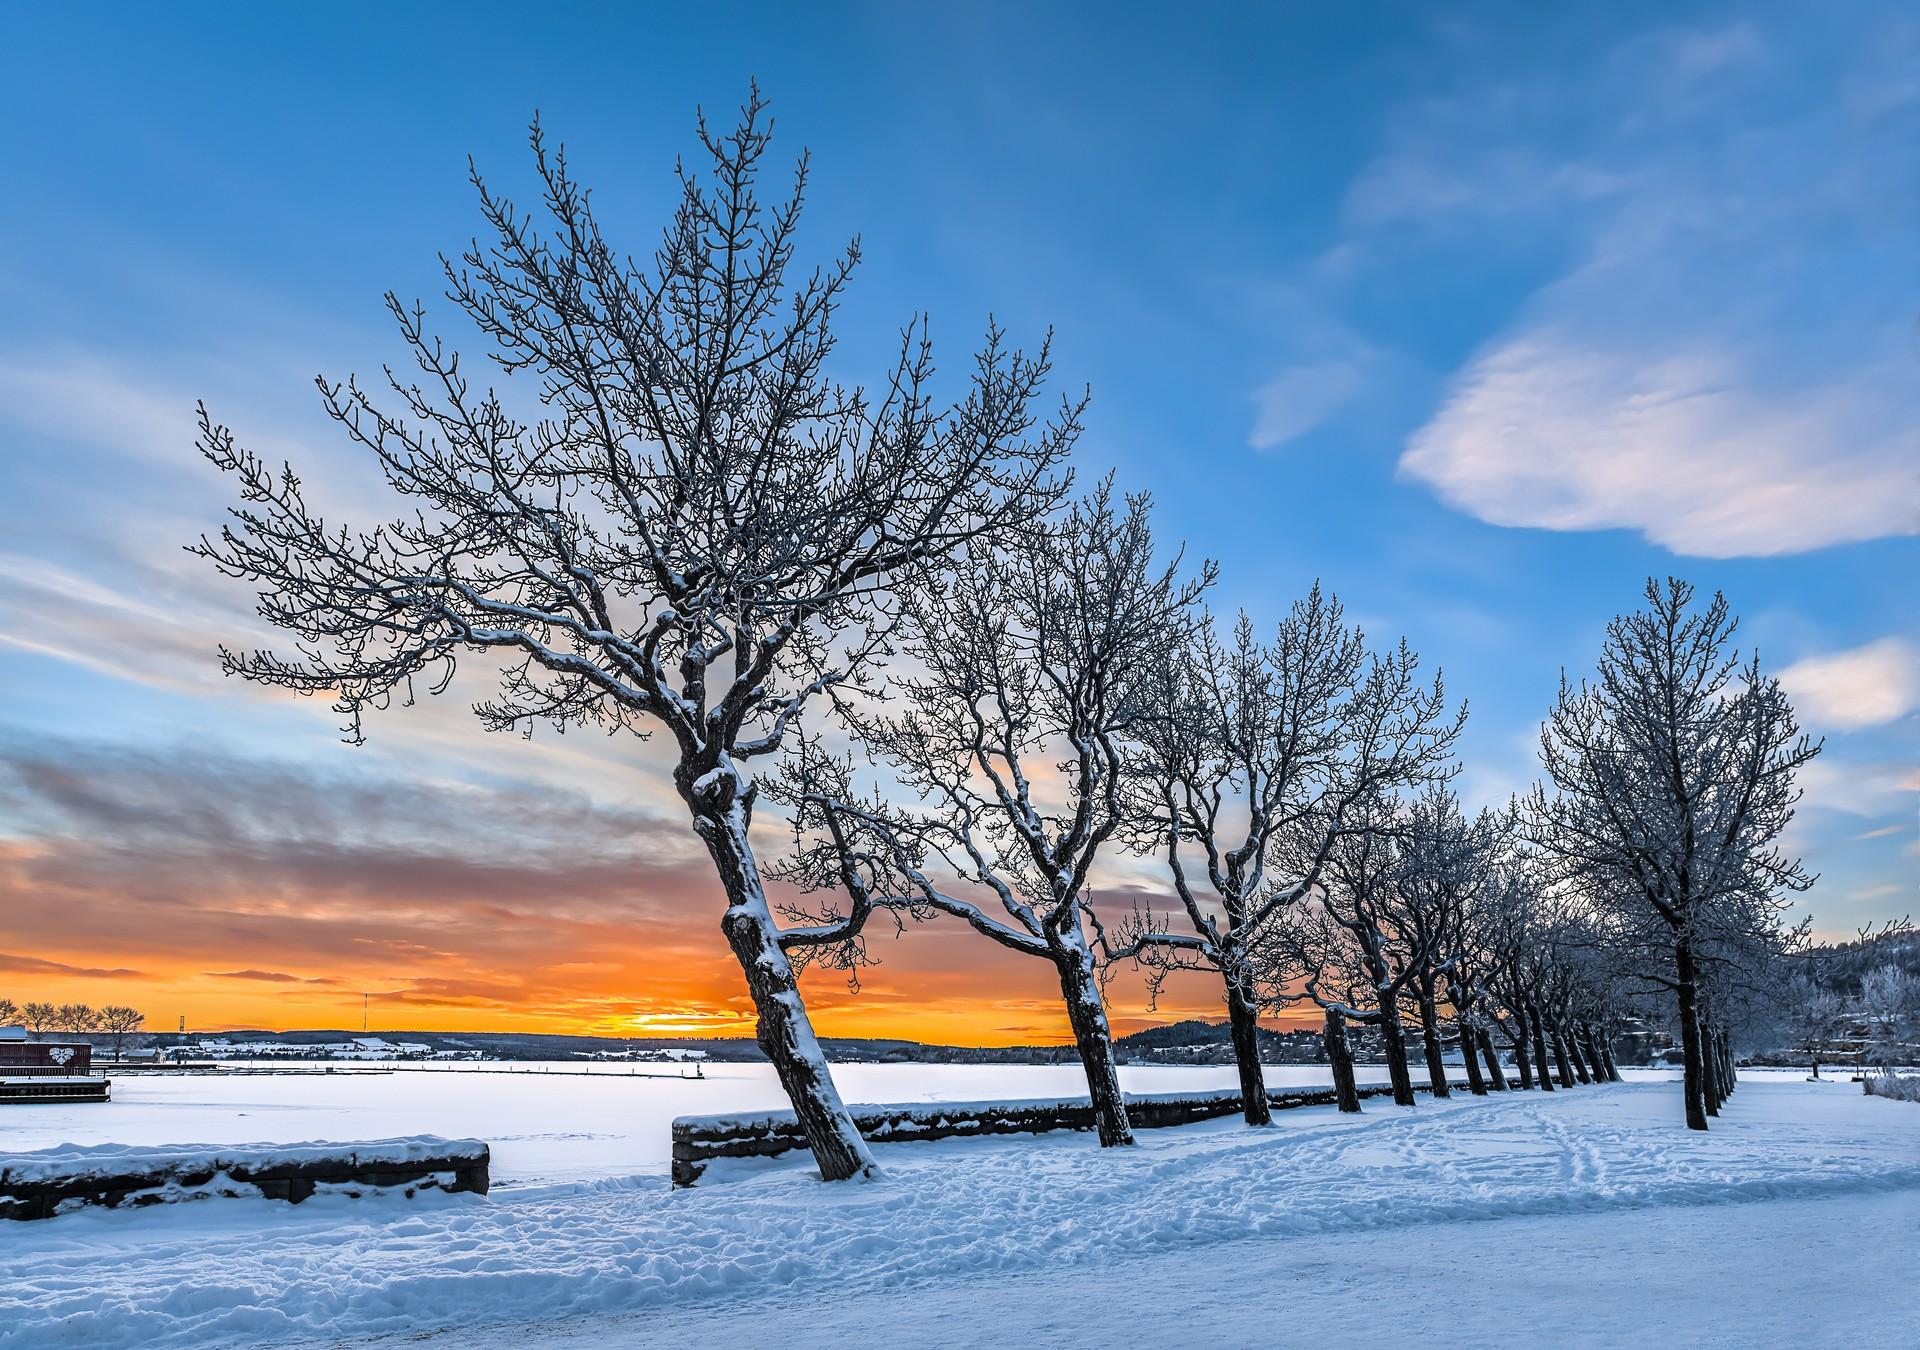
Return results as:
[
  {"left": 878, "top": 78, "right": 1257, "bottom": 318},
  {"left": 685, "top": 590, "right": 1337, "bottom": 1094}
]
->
[{"left": 1, "top": 3, "right": 1915, "bottom": 1044}]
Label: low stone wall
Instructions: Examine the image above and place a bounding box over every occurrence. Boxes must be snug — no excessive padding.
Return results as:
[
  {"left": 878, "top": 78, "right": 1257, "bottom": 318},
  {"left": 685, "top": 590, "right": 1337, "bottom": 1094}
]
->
[
  {"left": 0, "top": 1137, "right": 490, "bottom": 1221},
  {"left": 672, "top": 1081, "right": 1455, "bottom": 1186}
]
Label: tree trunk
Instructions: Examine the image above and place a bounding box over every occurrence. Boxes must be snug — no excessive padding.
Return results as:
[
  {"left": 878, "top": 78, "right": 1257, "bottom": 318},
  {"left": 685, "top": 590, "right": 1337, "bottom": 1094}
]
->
[
  {"left": 697, "top": 782, "right": 875, "bottom": 1183},
  {"left": 1417, "top": 988, "right": 1451, "bottom": 1097},
  {"left": 1530, "top": 1007, "right": 1557, "bottom": 1092},
  {"left": 1379, "top": 997, "right": 1418, "bottom": 1106},
  {"left": 719, "top": 901, "right": 876, "bottom": 1182},
  {"left": 1459, "top": 1020, "right": 1488, "bottom": 1096},
  {"left": 1055, "top": 943, "right": 1134, "bottom": 1147},
  {"left": 1510, "top": 1011, "right": 1535, "bottom": 1090},
  {"left": 1225, "top": 979, "right": 1271, "bottom": 1126},
  {"left": 1582, "top": 1025, "right": 1606, "bottom": 1081},
  {"left": 1323, "top": 1007, "right": 1362, "bottom": 1113},
  {"left": 1478, "top": 1026, "right": 1510, "bottom": 1091},
  {"left": 1600, "top": 1037, "right": 1621, "bottom": 1082},
  {"left": 1549, "top": 1022, "right": 1577, "bottom": 1088},
  {"left": 1674, "top": 941, "right": 1710, "bottom": 1130},
  {"left": 1720, "top": 1028, "right": 1737, "bottom": 1099},
  {"left": 1564, "top": 1027, "right": 1593, "bottom": 1084},
  {"left": 1699, "top": 1008, "right": 1721, "bottom": 1117}
]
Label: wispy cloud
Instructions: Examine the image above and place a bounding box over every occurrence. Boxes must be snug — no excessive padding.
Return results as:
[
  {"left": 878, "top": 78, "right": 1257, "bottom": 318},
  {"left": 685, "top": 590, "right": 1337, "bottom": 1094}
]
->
[
  {"left": 0, "top": 952, "right": 143, "bottom": 979},
  {"left": 1401, "top": 339, "right": 1917, "bottom": 557},
  {"left": 1780, "top": 637, "right": 1920, "bottom": 731},
  {"left": 1372, "top": 20, "right": 1920, "bottom": 556}
]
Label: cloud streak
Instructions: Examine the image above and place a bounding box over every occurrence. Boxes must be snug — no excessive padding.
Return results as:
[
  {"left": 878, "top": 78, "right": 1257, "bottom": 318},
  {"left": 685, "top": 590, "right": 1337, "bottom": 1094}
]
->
[
  {"left": 1376, "top": 19, "right": 1920, "bottom": 557},
  {"left": 1780, "top": 638, "right": 1920, "bottom": 731}
]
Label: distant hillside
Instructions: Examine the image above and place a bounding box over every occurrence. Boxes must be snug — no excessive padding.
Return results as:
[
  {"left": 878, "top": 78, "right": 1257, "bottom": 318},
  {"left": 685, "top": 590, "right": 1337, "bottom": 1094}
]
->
[
  {"left": 1806, "top": 927, "right": 1920, "bottom": 996},
  {"left": 1116, "top": 1018, "right": 1325, "bottom": 1064}
]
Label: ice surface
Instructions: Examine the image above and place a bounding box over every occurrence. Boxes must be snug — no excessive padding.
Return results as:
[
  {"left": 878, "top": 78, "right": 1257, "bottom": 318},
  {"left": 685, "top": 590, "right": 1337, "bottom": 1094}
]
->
[{"left": 0, "top": 1061, "right": 1409, "bottom": 1185}]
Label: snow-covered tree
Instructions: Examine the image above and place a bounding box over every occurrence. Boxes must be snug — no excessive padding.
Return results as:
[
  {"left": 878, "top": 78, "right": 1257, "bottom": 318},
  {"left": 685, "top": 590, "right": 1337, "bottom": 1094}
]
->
[
  {"left": 1780, "top": 973, "right": 1846, "bottom": 1079},
  {"left": 1530, "top": 579, "right": 1818, "bottom": 1130},
  {"left": 194, "top": 91, "right": 1073, "bottom": 1181},
  {"left": 1109, "top": 590, "right": 1461, "bottom": 1124},
  {"left": 1255, "top": 792, "right": 1428, "bottom": 1107},
  {"left": 1384, "top": 785, "right": 1499, "bottom": 1097},
  {"left": 782, "top": 487, "right": 1207, "bottom": 1146},
  {"left": 1859, "top": 966, "right": 1919, "bottom": 1070}
]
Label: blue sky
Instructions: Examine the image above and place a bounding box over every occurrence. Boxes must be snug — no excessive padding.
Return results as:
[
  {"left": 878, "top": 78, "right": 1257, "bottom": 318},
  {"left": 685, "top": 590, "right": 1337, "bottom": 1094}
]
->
[{"left": 0, "top": 4, "right": 1913, "bottom": 1034}]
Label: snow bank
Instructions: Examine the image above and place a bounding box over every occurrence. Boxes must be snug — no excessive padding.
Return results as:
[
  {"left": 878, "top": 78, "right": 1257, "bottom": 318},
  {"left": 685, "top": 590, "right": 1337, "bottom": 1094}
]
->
[
  {"left": 0, "top": 1136, "right": 491, "bottom": 1223},
  {"left": 0, "top": 1136, "right": 488, "bottom": 1187},
  {"left": 3, "top": 1079, "right": 1915, "bottom": 1348}
]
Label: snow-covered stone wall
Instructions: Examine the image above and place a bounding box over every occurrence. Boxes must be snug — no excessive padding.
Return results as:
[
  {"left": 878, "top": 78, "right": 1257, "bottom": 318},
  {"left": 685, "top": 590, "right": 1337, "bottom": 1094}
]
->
[
  {"left": 0, "top": 1136, "right": 490, "bottom": 1221},
  {"left": 671, "top": 1083, "right": 1446, "bottom": 1185}
]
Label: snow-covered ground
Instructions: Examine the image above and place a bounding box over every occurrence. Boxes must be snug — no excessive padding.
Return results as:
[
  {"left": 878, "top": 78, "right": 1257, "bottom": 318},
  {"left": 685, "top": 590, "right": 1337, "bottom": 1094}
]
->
[{"left": 3, "top": 1071, "right": 1915, "bottom": 1348}]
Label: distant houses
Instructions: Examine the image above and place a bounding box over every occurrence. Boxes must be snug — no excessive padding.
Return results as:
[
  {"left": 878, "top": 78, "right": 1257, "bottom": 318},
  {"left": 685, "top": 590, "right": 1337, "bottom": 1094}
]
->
[{"left": 163, "top": 1036, "right": 479, "bottom": 1062}]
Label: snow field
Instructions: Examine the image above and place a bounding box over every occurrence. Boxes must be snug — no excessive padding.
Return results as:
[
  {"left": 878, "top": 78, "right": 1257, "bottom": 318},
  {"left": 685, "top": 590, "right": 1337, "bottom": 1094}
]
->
[{"left": 2, "top": 1075, "right": 1915, "bottom": 1348}]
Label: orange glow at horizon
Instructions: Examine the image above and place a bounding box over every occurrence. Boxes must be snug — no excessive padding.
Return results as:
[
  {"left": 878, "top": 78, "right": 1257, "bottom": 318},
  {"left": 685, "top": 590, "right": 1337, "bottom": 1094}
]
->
[{"left": 0, "top": 930, "right": 1322, "bottom": 1046}]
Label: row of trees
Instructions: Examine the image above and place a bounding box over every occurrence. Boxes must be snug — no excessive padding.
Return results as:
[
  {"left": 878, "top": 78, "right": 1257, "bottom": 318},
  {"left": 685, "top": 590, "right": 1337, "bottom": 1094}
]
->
[
  {"left": 196, "top": 94, "right": 1822, "bottom": 1179},
  {"left": 1785, "top": 924, "right": 1919, "bottom": 1080},
  {"left": 0, "top": 999, "right": 147, "bottom": 1058}
]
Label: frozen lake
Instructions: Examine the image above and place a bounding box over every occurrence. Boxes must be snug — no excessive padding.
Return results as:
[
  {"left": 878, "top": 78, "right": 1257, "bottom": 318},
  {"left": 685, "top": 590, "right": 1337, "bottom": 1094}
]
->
[{"left": 3, "top": 1060, "right": 1432, "bottom": 1186}]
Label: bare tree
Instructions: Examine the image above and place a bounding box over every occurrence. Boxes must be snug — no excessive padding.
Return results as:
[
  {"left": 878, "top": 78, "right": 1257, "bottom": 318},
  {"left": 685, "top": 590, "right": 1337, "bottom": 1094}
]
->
[
  {"left": 1110, "top": 592, "right": 1462, "bottom": 1124},
  {"left": 1385, "top": 785, "right": 1499, "bottom": 1098},
  {"left": 193, "top": 91, "right": 1073, "bottom": 1181},
  {"left": 1257, "top": 898, "right": 1376, "bottom": 1112},
  {"left": 98, "top": 1005, "right": 147, "bottom": 1062},
  {"left": 782, "top": 488, "right": 1207, "bottom": 1147},
  {"left": 54, "top": 1003, "right": 100, "bottom": 1037},
  {"left": 21, "top": 1002, "right": 55, "bottom": 1034},
  {"left": 1531, "top": 579, "right": 1819, "bottom": 1130},
  {"left": 1253, "top": 792, "right": 1429, "bottom": 1108},
  {"left": 1859, "top": 966, "right": 1919, "bottom": 1070},
  {"left": 0, "top": 997, "right": 17, "bottom": 1026}
]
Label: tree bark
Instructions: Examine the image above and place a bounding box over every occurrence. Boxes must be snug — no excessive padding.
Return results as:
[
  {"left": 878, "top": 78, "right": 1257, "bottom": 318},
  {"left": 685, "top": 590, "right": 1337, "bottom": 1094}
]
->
[
  {"left": 1530, "top": 1007, "right": 1557, "bottom": 1092},
  {"left": 1582, "top": 1025, "right": 1605, "bottom": 1081},
  {"left": 1459, "top": 1021, "right": 1488, "bottom": 1096},
  {"left": 1510, "top": 1011, "right": 1535, "bottom": 1090},
  {"left": 1379, "top": 997, "right": 1418, "bottom": 1106},
  {"left": 1549, "top": 1022, "right": 1577, "bottom": 1088},
  {"left": 1478, "top": 1026, "right": 1510, "bottom": 1090},
  {"left": 1416, "top": 989, "right": 1451, "bottom": 1098},
  {"left": 1055, "top": 944, "right": 1134, "bottom": 1147},
  {"left": 1674, "top": 940, "right": 1710, "bottom": 1130},
  {"left": 1323, "top": 1007, "right": 1362, "bottom": 1113},
  {"left": 718, "top": 904, "right": 876, "bottom": 1182},
  {"left": 1699, "top": 1008, "right": 1721, "bottom": 1117},
  {"left": 1225, "top": 980, "right": 1271, "bottom": 1126},
  {"left": 1600, "top": 1037, "right": 1621, "bottom": 1082},
  {"left": 700, "top": 783, "right": 876, "bottom": 1182},
  {"left": 1563, "top": 1027, "right": 1593, "bottom": 1084}
]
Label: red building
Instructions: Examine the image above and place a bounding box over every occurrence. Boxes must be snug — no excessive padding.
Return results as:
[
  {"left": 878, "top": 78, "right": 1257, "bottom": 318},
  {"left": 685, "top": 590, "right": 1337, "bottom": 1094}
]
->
[{"left": 0, "top": 1027, "right": 107, "bottom": 1103}]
